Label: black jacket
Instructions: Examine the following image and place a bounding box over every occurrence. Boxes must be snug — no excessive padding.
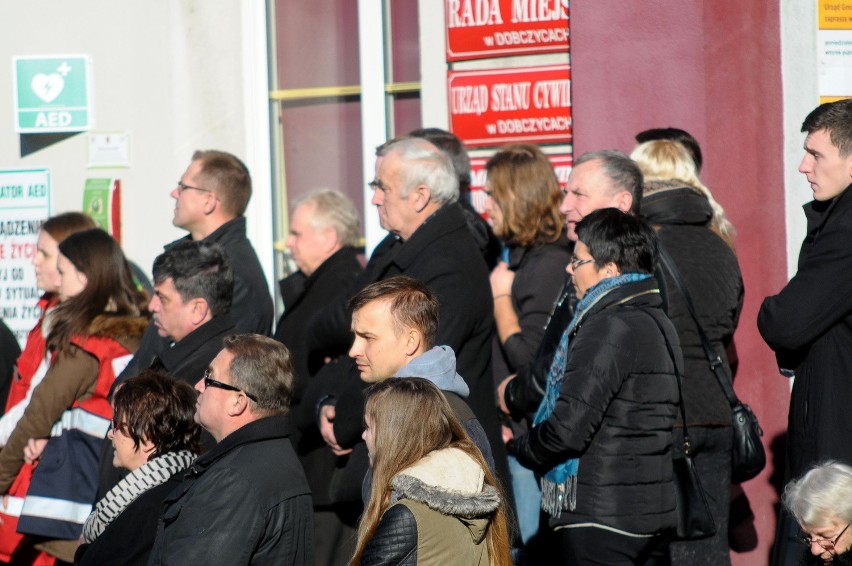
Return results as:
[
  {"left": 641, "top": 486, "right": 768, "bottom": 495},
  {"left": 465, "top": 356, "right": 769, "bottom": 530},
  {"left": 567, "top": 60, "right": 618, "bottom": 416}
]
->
[
  {"left": 75, "top": 473, "right": 184, "bottom": 566},
  {"left": 515, "top": 278, "right": 679, "bottom": 533},
  {"left": 759, "top": 184, "right": 852, "bottom": 478},
  {"left": 642, "top": 185, "right": 744, "bottom": 426},
  {"left": 492, "top": 237, "right": 572, "bottom": 385},
  {"left": 274, "top": 246, "right": 363, "bottom": 402},
  {"left": 148, "top": 416, "right": 313, "bottom": 565}
]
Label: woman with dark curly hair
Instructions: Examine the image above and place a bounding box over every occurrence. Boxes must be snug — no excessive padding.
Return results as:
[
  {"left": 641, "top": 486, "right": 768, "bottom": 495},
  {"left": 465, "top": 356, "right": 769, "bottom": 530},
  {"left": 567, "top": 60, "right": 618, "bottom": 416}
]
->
[{"left": 75, "top": 369, "right": 202, "bottom": 565}]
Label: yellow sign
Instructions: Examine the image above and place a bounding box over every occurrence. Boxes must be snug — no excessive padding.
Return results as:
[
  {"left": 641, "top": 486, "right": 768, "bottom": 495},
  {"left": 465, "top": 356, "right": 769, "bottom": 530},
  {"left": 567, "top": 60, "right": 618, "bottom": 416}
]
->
[{"left": 819, "top": 2, "right": 852, "bottom": 30}]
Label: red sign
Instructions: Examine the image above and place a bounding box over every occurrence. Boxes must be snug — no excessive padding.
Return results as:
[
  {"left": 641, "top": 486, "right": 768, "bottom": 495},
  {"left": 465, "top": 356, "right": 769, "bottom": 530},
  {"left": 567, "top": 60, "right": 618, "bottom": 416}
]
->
[
  {"left": 445, "top": 0, "right": 569, "bottom": 61},
  {"left": 469, "top": 153, "right": 572, "bottom": 217},
  {"left": 449, "top": 65, "right": 571, "bottom": 148}
]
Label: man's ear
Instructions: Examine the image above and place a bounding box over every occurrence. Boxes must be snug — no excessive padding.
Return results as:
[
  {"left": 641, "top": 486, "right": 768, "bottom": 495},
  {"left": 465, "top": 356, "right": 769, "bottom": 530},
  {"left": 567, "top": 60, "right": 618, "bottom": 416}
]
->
[
  {"left": 603, "top": 261, "right": 621, "bottom": 278},
  {"left": 404, "top": 327, "right": 423, "bottom": 357},
  {"left": 411, "top": 185, "right": 432, "bottom": 213},
  {"left": 321, "top": 226, "right": 340, "bottom": 254},
  {"left": 227, "top": 393, "right": 250, "bottom": 417},
  {"left": 613, "top": 191, "right": 633, "bottom": 213},
  {"left": 190, "top": 298, "right": 211, "bottom": 326}
]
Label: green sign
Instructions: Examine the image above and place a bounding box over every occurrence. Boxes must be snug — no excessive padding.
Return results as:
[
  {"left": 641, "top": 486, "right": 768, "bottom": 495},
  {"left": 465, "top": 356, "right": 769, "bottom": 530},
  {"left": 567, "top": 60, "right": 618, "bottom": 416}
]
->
[{"left": 14, "top": 55, "right": 92, "bottom": 133}]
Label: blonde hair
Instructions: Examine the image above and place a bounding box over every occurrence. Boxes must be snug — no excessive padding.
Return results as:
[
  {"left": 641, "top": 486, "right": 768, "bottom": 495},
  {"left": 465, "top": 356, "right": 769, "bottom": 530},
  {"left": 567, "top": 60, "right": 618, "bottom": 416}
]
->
[
  {"left": 631, "top": 140, "right": 737, "bottom": 250},
  {"left": 350, "top": 378, "right": 511, "bottom": 566}
]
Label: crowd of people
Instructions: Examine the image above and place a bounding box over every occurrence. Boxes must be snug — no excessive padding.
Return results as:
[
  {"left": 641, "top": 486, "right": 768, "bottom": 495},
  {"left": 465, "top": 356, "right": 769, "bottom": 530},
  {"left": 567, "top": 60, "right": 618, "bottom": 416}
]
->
[{"left": 0, "top": 98, "right": 849, "bottom": 565}]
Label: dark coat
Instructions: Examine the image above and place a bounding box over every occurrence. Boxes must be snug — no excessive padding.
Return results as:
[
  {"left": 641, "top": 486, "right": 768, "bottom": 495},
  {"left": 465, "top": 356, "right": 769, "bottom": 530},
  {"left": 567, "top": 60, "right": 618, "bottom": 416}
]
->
[
  {"left": 274, "top": 246, "right": 363, "bottom": 402},
  {"left": 492, "top": 237, "right": 572, "bottom": 384},
  {"left": 148, "top": 415, "right": 313, "bottom": 565},
  {"left": 758, "top": 183, "right": 852, "bottom": 478},
  {"left": 0, "top": 320, "right": 20, "bottom": 414},
  {"left": 515, "top": 278, "right": 680, "bottom": 534},
  {"left": 75, "top": 473, "right": 185, "bottom": 566},
  {"left": 642, "top": 184, "right": 744, "bottom": 426}
]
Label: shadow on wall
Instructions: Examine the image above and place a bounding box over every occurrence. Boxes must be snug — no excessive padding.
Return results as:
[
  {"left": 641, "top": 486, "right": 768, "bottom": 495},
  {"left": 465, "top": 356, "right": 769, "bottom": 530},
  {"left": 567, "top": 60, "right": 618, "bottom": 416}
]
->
[{"left": 20, "top": 132, "right": 79, "bottom": 157}]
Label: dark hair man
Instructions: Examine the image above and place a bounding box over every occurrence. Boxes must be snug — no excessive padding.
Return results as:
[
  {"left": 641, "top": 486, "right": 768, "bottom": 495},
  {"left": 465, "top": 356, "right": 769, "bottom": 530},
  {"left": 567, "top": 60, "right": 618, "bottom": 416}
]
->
[
  {"left": 148, "top": 334, "right": 313, "bottom": 564},
  {"left": 760, "top": 99, "right": 852, "bottom": 479}
]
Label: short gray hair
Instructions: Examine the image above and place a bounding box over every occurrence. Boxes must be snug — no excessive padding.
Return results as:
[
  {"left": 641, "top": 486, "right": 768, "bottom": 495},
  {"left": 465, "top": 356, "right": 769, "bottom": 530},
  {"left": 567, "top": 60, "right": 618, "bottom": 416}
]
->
[
  {"left": 223, "top": 334, "right": 294, "bottom": 416},
  {"left": 574, "top": 150, "right": 643, "bottom": 215},
  {"left": 292, "top": 188, "right": 361, "bottom": 247},
  {"left": 378, "top": 138, "right": 459, "bottom": 204},
  {"left": 783, "top": 461, "right": 852, "bottom": 528}
]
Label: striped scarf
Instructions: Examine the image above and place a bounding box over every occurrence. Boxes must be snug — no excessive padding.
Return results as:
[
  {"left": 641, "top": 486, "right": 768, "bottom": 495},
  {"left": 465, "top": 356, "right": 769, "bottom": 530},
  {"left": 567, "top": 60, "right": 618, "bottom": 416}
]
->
[
  {"left": 534, "top": 273, "right": 651, "bottom": 517},
  {"left": 82, "top": 450, "right": 194, "bottom": 542}
]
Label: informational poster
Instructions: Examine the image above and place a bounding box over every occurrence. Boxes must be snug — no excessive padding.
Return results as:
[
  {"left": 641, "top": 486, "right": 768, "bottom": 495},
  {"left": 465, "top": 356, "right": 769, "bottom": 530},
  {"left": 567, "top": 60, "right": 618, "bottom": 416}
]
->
[
  {"left": 448, "top": 64, "right": 571, "bottom": 147},
  {"left": 87, "top": 132, "right": 130, "bottom": 168},
  {"left": 445, "top": 0, "right": 569, "bottom": 61},
  {"left": 818, "top": 1, "right": 852, "bottom": 102},
  {"left": 0, "top": 170, "right": 50, "bottom": 346},
  {"left": 469, "top": 153, "right": 572, "bottom": 217},
  {"left": 13, "top": 55, "right": 93, "bottom": 134},
  {"left": 83, "top": 178, "right": 121, "bottom": 243}
]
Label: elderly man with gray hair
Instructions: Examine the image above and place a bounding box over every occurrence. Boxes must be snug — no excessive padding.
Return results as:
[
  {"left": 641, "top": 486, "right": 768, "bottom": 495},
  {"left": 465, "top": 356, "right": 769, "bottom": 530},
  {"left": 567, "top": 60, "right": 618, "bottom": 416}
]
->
[
  {"left": 307, "top": 136, "right": 506, "bottom": 508},
  {"left": 274, "top": 188, "right": 363, "bottom": 400}
]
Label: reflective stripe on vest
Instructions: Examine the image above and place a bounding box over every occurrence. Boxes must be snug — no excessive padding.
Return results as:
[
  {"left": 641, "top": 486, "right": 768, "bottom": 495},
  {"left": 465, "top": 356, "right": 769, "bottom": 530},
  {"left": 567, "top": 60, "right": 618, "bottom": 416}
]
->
[
  {"left": 1, "top": 496, "right": 25, "bottom": 517},
  {"left": 49, "top": 408, "right": 110, "bottom": 439},
  {"left": 19, "top": 495, "right": 92, "bottom": 524}
]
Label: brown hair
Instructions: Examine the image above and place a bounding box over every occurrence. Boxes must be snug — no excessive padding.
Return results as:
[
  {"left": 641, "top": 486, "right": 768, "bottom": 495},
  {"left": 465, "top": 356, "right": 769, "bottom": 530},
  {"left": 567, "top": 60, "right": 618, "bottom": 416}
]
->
[
  {"left": 348, "top": 276, "right": 439, "bottom": 350},
  {"left": 41, "top": 212, "right": 97, "bottom": 243},
  {"left": 222, "top": 333, "right": 294, "bottom": 415},
  {"left": 112, "top": 370, "right": 202, "bottom": 460},
  {"left": 350, "top": 378, "right": 511, "bottom": 566},
  {"left": 192, "top": 150, "right": 252, "bottom": 217},
  {"left": 485, "top": 144, "right": 564, "bottom": 247},
  {"left": 49, "top": 229, "right": 148, "bottom": 353}
]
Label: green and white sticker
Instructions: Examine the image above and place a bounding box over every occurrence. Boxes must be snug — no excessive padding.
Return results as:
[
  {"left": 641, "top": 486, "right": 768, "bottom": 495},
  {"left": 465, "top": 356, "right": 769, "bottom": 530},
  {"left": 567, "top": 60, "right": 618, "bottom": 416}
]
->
[{"left": 13, "top": 55, "right": 93, "bottom": 133}]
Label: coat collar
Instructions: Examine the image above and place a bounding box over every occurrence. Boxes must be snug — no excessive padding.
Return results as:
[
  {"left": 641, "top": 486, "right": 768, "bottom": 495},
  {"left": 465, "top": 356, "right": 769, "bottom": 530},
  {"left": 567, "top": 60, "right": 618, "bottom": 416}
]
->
[
  {"left": 190, "top": 415, "right": 293, "bottom": 475},
  {"left": 278, "top": 246, "right": 359, "bottom": 308},
  {"left": 158, "top": 314, "right": 236, "bottom": 370},
  {"left": 640, "top": 184, "right": 714, "bottom": 227},
  {"left": 166, "top": 216, "right": 247, "bottom": 249},
  {"left": 390, "top": 203, "right": 467, "bottom": 271},
  {"left": 803, "top": 182, "right": 852, "bottom": 238}
]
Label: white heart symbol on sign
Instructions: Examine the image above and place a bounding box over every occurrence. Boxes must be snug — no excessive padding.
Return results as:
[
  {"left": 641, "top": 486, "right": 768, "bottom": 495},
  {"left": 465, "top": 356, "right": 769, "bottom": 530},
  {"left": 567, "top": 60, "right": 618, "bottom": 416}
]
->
[{"left": 31, "top": 73, "right": 65, "bottom": 103}]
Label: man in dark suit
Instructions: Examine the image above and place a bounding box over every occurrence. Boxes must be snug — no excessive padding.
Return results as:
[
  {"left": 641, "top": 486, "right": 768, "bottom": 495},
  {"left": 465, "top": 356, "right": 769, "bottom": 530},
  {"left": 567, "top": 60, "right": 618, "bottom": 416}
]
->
[{"left": 273, "top": 188, "right": 363, "bottom": 566}]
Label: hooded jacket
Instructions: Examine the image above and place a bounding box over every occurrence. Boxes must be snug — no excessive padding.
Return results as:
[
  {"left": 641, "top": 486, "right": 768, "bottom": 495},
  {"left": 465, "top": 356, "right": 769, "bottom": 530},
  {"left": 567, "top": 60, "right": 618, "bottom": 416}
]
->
[
  {"left": 396, "top": 347, "right": 493, "bottom": 470},
  {"left": 361, "top": 447, "right": 499, "bottom": 566}
]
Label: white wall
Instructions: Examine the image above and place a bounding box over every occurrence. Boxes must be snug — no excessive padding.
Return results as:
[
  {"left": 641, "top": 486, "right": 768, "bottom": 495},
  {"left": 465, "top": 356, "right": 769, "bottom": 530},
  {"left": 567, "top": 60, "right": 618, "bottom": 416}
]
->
[
  {"left": 780, "top": 2, "right": 819, "bottom": 279},
  {"left": 0, "top": 0, "right": 273, "bottom": 290}
]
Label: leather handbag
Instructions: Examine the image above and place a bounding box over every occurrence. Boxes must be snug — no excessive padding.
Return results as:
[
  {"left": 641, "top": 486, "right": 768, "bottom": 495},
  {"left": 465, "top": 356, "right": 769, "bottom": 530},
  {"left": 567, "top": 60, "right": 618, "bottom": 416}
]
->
[
  {"left": 636, "top": 307, "right": 717, "bottom": 539},
  {"left": 658, "top": 246, "right": 766, "bottom": 483}
]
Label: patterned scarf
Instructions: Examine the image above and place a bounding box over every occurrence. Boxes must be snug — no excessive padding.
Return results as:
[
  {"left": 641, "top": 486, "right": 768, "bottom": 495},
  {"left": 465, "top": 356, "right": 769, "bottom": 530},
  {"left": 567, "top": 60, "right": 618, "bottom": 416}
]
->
[
  {"left": 82, "top": 450, "right": 195, "bottom": 543},
  {"left": 534, "top": 273, "right": 651, "bottom": 517}
]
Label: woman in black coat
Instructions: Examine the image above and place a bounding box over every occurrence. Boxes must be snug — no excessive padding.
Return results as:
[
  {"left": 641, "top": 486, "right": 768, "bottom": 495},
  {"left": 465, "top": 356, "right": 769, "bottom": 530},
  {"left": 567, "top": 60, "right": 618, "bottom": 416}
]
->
[
  {"left": 633, "top": 139, "right": 744, "bottom": 566},
  {"left": 484, "top": 145, "right": 571, "bottom": 550},
  {"left": 75, "top": 371, "right": 201, "bottom": 566},
  {"left": 515, "top": 209, "right": 680, "bottom": 565}
]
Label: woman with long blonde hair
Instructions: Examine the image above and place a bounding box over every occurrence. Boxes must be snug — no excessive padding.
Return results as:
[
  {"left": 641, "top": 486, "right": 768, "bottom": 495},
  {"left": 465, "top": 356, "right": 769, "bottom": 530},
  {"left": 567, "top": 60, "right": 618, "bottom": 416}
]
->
[{"left": 351, "top": 378, "right": 511, "bottom": 566}]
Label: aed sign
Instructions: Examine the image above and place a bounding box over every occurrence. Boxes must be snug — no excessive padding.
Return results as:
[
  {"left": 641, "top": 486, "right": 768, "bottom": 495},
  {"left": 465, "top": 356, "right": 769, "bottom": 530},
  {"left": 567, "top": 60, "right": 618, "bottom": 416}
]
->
[
  {"left": 448, "top": 64, "right": 571, "bottom": 147},
  {"left": 13, "top": 55, "right": 93, "bottom": 133},
  {"left": 445, "top": 0, "right": 569, "bottom": 61}
]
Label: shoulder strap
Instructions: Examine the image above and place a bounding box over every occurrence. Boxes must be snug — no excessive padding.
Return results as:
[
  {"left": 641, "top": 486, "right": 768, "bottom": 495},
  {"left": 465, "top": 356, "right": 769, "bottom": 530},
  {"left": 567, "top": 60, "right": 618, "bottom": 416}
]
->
[{"left": 657, "top": 246, "right": 740, "bottom": 407}]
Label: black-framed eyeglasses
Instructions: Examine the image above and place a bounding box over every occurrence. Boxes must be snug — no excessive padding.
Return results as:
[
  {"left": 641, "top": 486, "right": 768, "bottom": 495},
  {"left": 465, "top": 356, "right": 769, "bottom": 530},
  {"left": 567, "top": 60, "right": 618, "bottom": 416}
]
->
[
  {"left": 202, "top": 369, "right": 258, "bottom": 402},
  {"left": 569, "top": 256, "right": 595, "bottom": 270},
  {"left": 176, "top": 181, "right": 214, "bottom": 195},
  {"left": 798, "top": 523, "right": 850, "bottom": 550}
]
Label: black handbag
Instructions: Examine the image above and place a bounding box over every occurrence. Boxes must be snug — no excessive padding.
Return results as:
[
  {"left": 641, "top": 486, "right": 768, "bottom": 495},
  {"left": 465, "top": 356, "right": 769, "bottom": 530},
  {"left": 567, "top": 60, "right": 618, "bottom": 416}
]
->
[
  {"left": 658, "top": 246, "right": 766, "bottom": 483},
  {"left": 636, "top": 307, "right": 717, "bottom": 540}
]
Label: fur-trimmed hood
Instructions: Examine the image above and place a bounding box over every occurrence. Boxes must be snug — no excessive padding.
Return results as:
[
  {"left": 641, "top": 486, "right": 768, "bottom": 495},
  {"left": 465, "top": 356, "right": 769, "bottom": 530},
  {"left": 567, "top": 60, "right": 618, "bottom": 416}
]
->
[
  {"left": 391, "top": 447, "right": 500, "bottom": 543},
  {"left": 86, "top": 313, "right": 149, "bottom": 340}
]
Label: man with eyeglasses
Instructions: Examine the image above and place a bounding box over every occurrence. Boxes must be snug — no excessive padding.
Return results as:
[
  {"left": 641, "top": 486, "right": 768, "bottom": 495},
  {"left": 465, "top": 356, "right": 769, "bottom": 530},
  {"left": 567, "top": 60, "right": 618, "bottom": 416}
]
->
[
  {"left": 306, "top": 137, "right": 505, "bottom": 497},
  {"left": 148, "top": 334, "right": 313, "bottom": 565}
]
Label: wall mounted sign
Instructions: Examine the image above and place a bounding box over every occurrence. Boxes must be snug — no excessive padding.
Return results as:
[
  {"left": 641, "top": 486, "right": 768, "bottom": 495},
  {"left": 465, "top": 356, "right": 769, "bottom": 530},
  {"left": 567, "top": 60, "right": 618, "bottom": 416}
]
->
[
  {"left": 448, "top": 64, "right": 571, "bottom": 147},
  {"left": 445, "top": 0, "right": 569, "bottom": 61},
  {"left": 0, "top": 169, "right": 50, "bottom": 346},
  {"left": 818, "top": 2, "right": 852, "bottom": 102},
  {"left": 13, "top": 55, "right": 93, "bottom": 133}
]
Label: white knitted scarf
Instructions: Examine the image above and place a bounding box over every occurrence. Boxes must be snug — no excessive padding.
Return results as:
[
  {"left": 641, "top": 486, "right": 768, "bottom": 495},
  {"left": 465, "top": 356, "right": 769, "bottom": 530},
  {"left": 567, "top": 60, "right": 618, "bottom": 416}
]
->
[{"left": 82, "top": 450, "right": 195, "bottom": 543}]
